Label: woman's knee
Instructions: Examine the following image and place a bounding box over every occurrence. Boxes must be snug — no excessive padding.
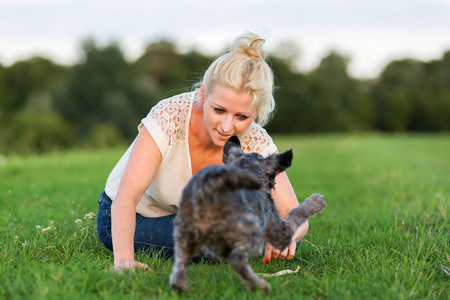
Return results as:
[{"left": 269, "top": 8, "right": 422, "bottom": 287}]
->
[{"left": 97, "top": 192, "right": 113, "bottom": 251}]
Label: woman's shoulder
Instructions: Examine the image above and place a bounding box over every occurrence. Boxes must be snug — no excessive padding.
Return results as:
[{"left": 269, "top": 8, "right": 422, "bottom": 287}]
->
[
  {"left": 239, "top": 123, "right": 277, "bottom": 154},
  {"left": 149, "top": 91, "right": 196, "bottom": 141},
  {"left": 151, "top": 91, "right": 194, "bottom": 115}
]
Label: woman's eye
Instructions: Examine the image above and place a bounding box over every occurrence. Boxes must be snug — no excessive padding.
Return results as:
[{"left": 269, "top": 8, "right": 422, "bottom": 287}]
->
[
  {"left": 214, "top": 108, "right": 225, "bottom": 114},
  {"left": 237, "top": 114, "right": 249, "bottom": 120}
]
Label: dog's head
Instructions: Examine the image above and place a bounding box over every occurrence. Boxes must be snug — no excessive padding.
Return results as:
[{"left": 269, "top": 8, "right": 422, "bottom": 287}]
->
[{"left": 223, "top": 135, "right": 293, "bottom": 190}]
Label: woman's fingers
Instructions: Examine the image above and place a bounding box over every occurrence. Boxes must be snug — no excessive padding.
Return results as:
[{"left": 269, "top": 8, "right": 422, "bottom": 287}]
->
[{"left": 113, "top": 260, "right": 153, "bottom": 273}]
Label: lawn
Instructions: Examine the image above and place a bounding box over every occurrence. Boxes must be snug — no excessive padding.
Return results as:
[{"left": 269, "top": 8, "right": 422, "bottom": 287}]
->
[{"left": 0, "top": 134, "right": 448, "bottom": 299}]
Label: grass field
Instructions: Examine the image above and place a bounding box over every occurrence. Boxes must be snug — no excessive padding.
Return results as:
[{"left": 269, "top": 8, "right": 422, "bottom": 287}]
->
[{"left": 0, "top": 134, "right": 449, "bottom": 299}]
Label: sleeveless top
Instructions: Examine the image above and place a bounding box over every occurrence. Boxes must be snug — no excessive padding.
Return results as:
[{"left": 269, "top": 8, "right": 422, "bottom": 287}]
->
[{"left": 104, "top": 90, "right": 278, "bottom": 217}]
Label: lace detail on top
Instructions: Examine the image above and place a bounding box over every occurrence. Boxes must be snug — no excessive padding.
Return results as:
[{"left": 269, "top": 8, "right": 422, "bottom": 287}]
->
[
  {"left": 149, "top": 92, "right": 194, "bottom": 143},
  {"left": 239, "top": 123, "right": 274, "bottom": 153},
  {"left": 149, "top": 91, "right": 273, "bottom": 154}
]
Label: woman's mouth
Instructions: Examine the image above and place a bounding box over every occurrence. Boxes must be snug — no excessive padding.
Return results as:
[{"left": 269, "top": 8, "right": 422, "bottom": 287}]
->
[{"left": 216, "top": 130, "right": 233, "bottom": 139}]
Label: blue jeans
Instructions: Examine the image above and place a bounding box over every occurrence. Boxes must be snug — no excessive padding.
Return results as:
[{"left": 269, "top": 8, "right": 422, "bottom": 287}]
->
[
  {"left": 97, "top": 190, "right": 302, "bottom": 260},
  {"left": 96, "top": 190, "right": 175, "bottom": 258}
]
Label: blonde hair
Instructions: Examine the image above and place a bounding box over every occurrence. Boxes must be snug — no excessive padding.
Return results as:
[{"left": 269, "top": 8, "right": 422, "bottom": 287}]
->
[{"left": 201, "top": 32, "right": 276, "bottom": 127}]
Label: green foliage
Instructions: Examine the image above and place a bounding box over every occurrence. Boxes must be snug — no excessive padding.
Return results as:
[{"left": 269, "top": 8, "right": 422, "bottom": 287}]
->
[
  {"left": 372, "top": 59, "right": 421, "bottom": 131},
  {"left": 0, "top": 135, "right": 448, "bottom": 298},
  {"left": 2, "top": 57, "right": 64, "bottom": 114},
  {"left": 268, "top": 53, "right": 375, "bottom": 133},
  {"left": 371, "top": 53, "right": 450, "bottom": 131},
  {"left": 135, "top": 40, "right": 184, "bottom": 90},
  {"left": 85, "top": 123, "right": 126, "bottom": 149},
  {"left": 306, "top": 52, "right": 375, "bottom": 132},
  {"left": 52, "top": 39, "right": 158, "bottom": 140},
  {"left": 267, "top": 57, "right": 316, "bottom": 133},
  {"left": 134, "top": 40, "right": 213, "bottom": 98},
  {"left": 1, "top": 38, "right": 450, "bottom": 155},
  {"left": 6, "top": 111, "right": 75, "bottom": 154}
]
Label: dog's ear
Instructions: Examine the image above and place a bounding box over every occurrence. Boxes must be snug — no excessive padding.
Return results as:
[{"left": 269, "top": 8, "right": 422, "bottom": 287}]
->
[
  {"left": 272, "top": 149, "right": 293, "bottom": 175},
  {"left": 225, "top": 135, "right": 241, "bottom": 148},
  {"left": 223, "top": 135, "right": 243, "bottom": 164}
]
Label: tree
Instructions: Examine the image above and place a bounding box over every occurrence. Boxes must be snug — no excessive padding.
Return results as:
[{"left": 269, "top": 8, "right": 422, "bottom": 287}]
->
[
  {"left": 307, "top": 51, "right": 374, "bottom": 131},
  {"left": 134, "top": 40, "right": 186, "bottom": 97},
  {"left": 373, "top": 59, "right": 422, "bottom": 131},
  {"left": 53, "top": 39, "right": 157, "bottom": 140},
  {"left": 2, "top": 57, "right": 64, "bottom": 114},
  {"left": 266, "top": 56, "right": 316, "bottom": 133},
  {"left": 411, "top": 54, "right": 450, "bottom": 131}
]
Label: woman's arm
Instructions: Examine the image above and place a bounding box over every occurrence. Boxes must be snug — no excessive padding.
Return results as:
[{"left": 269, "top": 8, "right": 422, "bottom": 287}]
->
[
  {"left": 111, "top": 127, "right": 162, "bottom": 270},
  {"left": 263, "top": 171, "right": 309, "bottom": 263},
  {"left": 271, "top": 171, "right": 299, "bottom": 220}
]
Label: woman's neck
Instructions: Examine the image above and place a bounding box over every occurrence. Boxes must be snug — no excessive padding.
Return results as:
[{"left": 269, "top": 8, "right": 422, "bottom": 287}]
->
[{"left": 189, "top": 107, "right": 222, "bottom": 152}]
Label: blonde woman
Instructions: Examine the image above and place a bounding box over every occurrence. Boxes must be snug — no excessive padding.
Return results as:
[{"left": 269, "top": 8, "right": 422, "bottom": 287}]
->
[{"left": 96, "top": 32, "right": 309, "bottom": 271}]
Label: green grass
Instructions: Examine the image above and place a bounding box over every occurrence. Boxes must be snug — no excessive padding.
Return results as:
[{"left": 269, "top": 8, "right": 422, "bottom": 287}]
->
[{"left": 0, "top": 134, "right": 449, "bottom": 299}]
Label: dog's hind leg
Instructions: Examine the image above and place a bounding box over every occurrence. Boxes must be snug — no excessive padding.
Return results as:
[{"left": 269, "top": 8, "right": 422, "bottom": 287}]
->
[
  {"left": 170, "top": 236, "right": 196, "bottom": 293},
  {"left": 228, "top": 246, "right": 270, "bottom": 294}
]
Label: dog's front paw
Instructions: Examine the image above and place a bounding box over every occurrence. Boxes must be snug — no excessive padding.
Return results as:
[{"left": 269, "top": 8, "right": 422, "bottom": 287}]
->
[
  {"left": 308, "top": 193, "right": 326, "bottom": 213},
  {"left": 259, "top": 281, "right": 271, "bottom": 295},
  {"left": 245, "top": 277, "right": 271, "bottom": 294}
]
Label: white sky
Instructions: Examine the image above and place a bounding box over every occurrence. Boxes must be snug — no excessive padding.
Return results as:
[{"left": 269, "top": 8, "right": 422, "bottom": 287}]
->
[{"left": 1, "top": 0, "right": 450, "bottom": 79}]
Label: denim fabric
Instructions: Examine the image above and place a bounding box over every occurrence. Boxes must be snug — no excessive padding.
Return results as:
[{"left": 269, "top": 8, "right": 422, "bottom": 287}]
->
[
  {"left": 96, "top": 190, "right": 175, "bottom": 258},
  {"left": 96, "top": 190, "right": 302, "bottom": 259}
]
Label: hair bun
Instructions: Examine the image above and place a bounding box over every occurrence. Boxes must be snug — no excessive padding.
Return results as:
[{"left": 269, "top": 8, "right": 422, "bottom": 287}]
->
[{"left": 230, "top": 32, "right": 267, "bottom": 61}]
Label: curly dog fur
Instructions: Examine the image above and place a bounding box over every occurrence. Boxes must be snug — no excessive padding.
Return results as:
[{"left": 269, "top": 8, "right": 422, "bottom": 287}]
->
[{"left": 170, "top": 135, "right": 326, "bottom": 293}]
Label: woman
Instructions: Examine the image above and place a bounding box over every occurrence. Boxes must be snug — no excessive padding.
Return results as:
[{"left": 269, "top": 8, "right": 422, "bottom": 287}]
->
[{"left": 97, "top": 32, "right": 309, "bottom": 271}]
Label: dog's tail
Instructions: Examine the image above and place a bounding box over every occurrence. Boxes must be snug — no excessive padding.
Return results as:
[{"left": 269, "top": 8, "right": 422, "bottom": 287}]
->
[
  {"left": 202, "top": 165, "right": 261, "bottom": 195},
  {"left": 185, "top": 165, "right": 261, "bottom": 202},
  {"left": 286, "top": 193, "right": 326, "bottom": 229}
]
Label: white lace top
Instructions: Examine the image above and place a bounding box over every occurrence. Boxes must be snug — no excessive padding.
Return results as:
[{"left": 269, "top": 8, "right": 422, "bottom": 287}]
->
[{"left": 104, "top": 91, "right": 278, "bottom": 218}]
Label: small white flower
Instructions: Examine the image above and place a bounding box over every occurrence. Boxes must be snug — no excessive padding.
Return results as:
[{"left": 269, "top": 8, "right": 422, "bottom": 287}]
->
[
  {"left": 36, "top": 225, "right": 42, "bottom": 229},
  {"left": 75, "top": 219, "right": 82, "bottom": 225},
  {"left": 14, "top": 235, "right": 19, "bottom": 241},
  {"left": 84, "top": 212, "right": 96, "bottom": 220},
  {"left": 22, "top": 241, "right": 28, "bottom": 247},
  {"left": 42, "top": 227, "right": 52, "bottom": 232},
  {"left": 73, "top": 233, "right": 77, "bottom": 237}
]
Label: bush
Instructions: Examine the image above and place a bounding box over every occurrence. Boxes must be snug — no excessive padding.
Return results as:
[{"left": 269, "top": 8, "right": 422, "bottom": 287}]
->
[
  {"left": 7, "top": 111, "right": 76, "bottom": 154},
  {"left": 85, "top": 123, "right": 126, "bottom": 149}
]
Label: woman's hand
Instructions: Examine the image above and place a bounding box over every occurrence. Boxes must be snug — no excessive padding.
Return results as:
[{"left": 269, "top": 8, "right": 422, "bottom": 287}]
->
[
  {"left": 262, "top": 239, "right": 297, "bottom": 264},
  {"left": 262, "top": 221, "right": 309, "bottom": 264},
  {"left": 113, "top": 259, "right": 153, "bottom": 273}
]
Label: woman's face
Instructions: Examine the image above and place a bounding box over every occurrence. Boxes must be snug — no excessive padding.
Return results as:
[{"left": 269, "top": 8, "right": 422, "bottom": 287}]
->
[{"left": 201, "top": 84, "right": 258, "bottom": 147}]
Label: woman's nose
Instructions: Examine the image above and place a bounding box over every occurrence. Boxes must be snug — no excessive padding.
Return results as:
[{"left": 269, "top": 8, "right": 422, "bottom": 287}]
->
[{"left": 221, "top": 115, "right": 233, "bottom": 133}]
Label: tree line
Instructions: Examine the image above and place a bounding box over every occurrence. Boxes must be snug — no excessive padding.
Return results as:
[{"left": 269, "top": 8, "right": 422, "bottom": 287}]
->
[{"left": 0, "top": 39, "right": 449, "bottom": 154}]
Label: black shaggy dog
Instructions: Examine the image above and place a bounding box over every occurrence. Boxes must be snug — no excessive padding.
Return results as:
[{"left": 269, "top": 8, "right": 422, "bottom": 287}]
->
[{"left": 170, "top": 135, "right": 326, "bottom": 293}]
